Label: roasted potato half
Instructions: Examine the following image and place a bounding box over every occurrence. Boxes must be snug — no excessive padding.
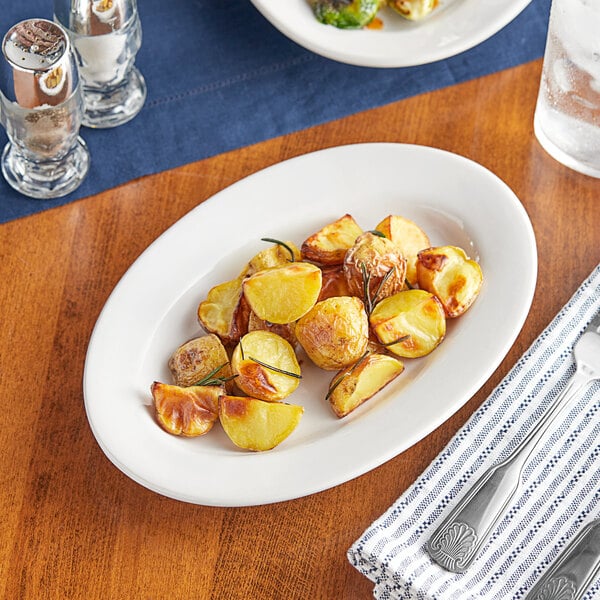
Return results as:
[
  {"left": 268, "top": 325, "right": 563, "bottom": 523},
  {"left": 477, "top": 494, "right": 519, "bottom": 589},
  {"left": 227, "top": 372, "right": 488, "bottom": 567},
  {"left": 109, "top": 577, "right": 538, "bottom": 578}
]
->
[
  {"left": 231, "top": 331, "right": 301, "bottom": 401},
  {"left": 327, "top": 353, "right": 404, "bottom": 418},
  {"left": 197, "top": 276, "right": 250, "bottom": 344},
  {"left": 375, "top": 215, "right": 430, "bottom": 286},
  {"left": 343, "top": 231, "right": 407, "bottom": 306},
  {"left": 219, "top": 395, "right": 304, "bottom": 451},
  {"left": 295, "top": 296, "right": 369, "bottom": 370},
  {"left": 416, "top": 245, "right": 483, "bottom": 318},
  {"left": 168, "top": 333, "right": 233, "bottom": 391},
  {"left": 243, "top": 262, "right": 322, "bottom": 324},
  {"left": 370, "top": 289, "right": 446, "bottom": 358},
  {"left": 151, "top": 382, "right": 222, "bottom": 437},
  {"left": 301, "top": 213, "right": 363, "bottom": 265}
]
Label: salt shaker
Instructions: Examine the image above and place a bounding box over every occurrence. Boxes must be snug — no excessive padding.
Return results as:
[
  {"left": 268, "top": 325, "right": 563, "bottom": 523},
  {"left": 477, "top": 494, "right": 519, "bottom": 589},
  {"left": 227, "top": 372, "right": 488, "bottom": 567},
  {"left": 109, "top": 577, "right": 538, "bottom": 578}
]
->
[
  {"left": 54, "top": 0, "right": 146, "bottom": 128},
  {"left": 0, "top": 19, "right": 90, "bottom": 199}
]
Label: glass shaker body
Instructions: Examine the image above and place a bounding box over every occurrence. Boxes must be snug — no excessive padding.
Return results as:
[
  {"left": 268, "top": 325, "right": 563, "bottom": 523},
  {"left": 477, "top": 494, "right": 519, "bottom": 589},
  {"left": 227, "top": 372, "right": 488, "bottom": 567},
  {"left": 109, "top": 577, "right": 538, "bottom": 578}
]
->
[
  {"left": 54, "top": 0, "right": 147, "bottom": 128},
  {"left": 0, "top": 19, "right": 90, "bottom": 199}
]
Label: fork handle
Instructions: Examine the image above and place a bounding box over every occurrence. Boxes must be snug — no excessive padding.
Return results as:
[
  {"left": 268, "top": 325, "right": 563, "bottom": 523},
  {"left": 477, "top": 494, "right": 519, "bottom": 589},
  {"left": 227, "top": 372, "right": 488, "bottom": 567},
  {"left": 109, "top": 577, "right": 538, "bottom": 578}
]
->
[{"left": 426, "top": 370, "right": 589, "bottom": 573}]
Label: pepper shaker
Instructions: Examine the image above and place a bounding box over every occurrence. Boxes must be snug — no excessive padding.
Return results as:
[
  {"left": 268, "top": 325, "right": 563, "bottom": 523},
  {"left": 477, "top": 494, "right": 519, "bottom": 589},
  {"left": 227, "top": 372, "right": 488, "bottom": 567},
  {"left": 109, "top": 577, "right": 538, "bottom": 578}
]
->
[
  {"left": 54, "top": 0, "right": 146, "bottom": 128},
  {"left": 0, "top": 19, "right": 90, "bottom": 199}
]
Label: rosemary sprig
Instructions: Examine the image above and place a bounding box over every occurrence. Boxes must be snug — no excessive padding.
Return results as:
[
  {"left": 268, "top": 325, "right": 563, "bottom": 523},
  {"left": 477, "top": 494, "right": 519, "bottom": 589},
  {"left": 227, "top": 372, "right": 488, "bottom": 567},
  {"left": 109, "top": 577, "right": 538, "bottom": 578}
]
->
[
  {"left": 361, "top": 262, "right": 395, "bottom": 314},
  {"left": 380, "top": 335, "right": 410, "bottom": 347},
  {"left": 194, "top": 363, "right": 238, "bottom": 387},
  {"left": 260, "top": 238, "right": 295, "bottom": 262},
  {"left": 367, "top": 229, "right": 386, "bottom": 238},
  {"left": 248, "top": 355, "right": 302, "bottom": 379},
  {"left": 371, "top": 267, "right": 395, "bottom": 307},
  {"left": 325, "top": 351, "right": 369, "bottom": 401}
]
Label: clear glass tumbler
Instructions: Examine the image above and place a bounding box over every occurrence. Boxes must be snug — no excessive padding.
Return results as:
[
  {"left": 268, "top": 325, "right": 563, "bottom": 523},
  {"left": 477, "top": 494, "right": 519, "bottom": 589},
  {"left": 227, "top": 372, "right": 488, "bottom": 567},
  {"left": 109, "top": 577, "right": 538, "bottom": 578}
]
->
[
  {"left": 54, "top": 0, "right": 147, "bottom": 129},
  {"left": 0, "top": 19, "right": 90, "bottom": 199},
  {"left": 533, "top": 0, "right": 600, "bottom": 178}
]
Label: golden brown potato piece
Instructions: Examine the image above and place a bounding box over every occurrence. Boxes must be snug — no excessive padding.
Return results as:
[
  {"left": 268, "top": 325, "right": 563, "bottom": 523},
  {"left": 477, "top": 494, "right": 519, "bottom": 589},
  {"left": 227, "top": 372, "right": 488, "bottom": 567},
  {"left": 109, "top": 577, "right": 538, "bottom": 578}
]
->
[
  {"left": 168, "top": 334, "right": 233, "bottom": 391},
  {"left": 231, "top": 331, "right": 301, "bottom": 401},
  {"left": 247, "top": 240, "right": 301, "bottom": 274},
  {"left": 151, "top": 382, "right": 222, "bottom": 437},
  {"left": 317, "top": 265, "right": 352, "bottom": 301},
  {"left": 327, "top": 353, "right": 404, "bottom": 418},
  {"left": 243, "top": 262, "right": 322, "bottom": 324},
  {"left": 301, "top": 214, "right": 363, "bottom": 265},
  {"left": 247, "top": 311, "right": 297, "bottom": 347},
  {"left": 416, "top": 245, "right": 483, "bottom": 318},
  {"left": 197, "top": 276, "right": 250, "bottom": 344},
  {"left": 219, "top": 395, "right": 304, "bottom": 451},
  {"left": 370, "top": 289, "right": 446, "bottom": 358},
  {"left": 295, "top": 296, "right": 369, "bottom": 370},
  {"left": 375, "top": 215, "right": 430, "bottom": 286},
  {"left": 343, "top": 232, "right": 407, "bottom": 308}
]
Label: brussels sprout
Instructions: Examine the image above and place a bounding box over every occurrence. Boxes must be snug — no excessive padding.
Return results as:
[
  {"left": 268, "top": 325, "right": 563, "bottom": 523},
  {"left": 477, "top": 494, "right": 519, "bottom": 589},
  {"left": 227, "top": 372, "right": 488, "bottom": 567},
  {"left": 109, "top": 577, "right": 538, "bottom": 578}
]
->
[
  {"left": 311, "top": 0, "right": 381, "bottom": 29},
  {"left": 387, "top": 0, "right": 438, "bottom": 20}
]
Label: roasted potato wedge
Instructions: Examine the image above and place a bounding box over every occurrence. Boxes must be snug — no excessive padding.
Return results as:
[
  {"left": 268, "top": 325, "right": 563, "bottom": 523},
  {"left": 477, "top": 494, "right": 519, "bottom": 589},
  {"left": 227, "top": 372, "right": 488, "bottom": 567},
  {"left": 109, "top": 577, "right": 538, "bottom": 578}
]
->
[
  {"left": 247, "top": 240, "right": 301, "bottom": 274},
  {"left": 301, "top": 214, "right": 363, "bottom": 265},
  {"left": 231, "top": 331, "right": 301, "bottom": 401},
  {"left": 343, "top": 232, "right": 407, "bottom": 305},
  {"left": 375, "top": 215, "right": 430, "bottom": 286},
  {"left": 219, "top": 395, "right": 304, "bottom": 451},
  {"left": 243, "top": 262, "right": 322, "bottom": 324},
  {"left": 168, "top": 333, "right": 233, "bottom": 391},
  {"left": 328, "top": 353, "right": 404, "bottom": 418},
  {"left": 295, "top": 296, "right": 369, "bottom": 370},
  {"left": 197, "top": 276, "right": 250, "bottom": 344},
  {"left": 416, "top": 245, "right": 483, "bottom": 318},
  {"left": 318, "top": 265, "right": 352, "bottom": 301},
  {"left": 151, "top": 382, "right": 222, "bottom": 437},
  {"left": 370, "top": 289, "right": 446, "bottom": 358}
]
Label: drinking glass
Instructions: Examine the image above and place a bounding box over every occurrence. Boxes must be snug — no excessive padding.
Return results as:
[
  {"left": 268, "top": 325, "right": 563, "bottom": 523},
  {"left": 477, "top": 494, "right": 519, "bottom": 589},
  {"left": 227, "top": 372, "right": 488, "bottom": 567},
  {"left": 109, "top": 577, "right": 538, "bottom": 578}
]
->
[
  {"left": 533, "top": 0, "right": 600, "bottom": 178},
  {"left": 0, "top": 19, "right": 90, "bottom": 199},
  {"left": 54, "top": 0, "right": 146, "bottom": 128}
]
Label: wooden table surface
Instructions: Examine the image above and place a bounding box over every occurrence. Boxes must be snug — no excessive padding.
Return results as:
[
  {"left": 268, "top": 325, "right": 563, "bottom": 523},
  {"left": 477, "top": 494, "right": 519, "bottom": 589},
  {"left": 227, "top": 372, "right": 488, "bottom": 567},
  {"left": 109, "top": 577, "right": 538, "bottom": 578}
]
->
[{"left": 1, "top": 59, "right": 599, "bottom": 600}]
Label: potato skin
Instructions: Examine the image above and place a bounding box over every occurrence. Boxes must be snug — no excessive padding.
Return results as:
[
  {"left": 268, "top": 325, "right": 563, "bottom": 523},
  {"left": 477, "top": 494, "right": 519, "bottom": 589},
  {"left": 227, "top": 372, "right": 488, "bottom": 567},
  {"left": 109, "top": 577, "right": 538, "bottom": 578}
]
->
[
  {"left": 295, "top": 296, "right": 369, "bottom": 370},
  {"left": 151, "top": 382, "right": 221, "bottom": 437},
  {"left": 343, "top": 232, "right": 407, "bottom": 305},
  {"left": 168, "top": 334, "right": 233, "bottom": 390}
]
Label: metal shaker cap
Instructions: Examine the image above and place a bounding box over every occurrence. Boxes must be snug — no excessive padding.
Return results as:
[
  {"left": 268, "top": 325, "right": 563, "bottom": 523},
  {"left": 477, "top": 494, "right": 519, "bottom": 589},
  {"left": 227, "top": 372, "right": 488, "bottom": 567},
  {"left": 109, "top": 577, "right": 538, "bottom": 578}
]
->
[{"left": 0, "top": 19, "right": 78, "bottom": 108}]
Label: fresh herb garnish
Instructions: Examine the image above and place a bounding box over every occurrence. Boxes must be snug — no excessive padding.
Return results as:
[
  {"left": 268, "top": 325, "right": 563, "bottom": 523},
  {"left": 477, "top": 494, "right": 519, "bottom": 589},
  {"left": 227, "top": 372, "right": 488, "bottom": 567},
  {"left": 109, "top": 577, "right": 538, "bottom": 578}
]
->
[
  {"left": 194, "top": 363, "right": 238, "bottom": 386},
  {"left": 380, "top": 335, "right": 410, "bottom": 347},
  {"left": 260, "top": 238, "right": 295, "bottom": 262},
  {"left": 247, "top": 356, "right": 302, "bottom": 379},
  {"left": 325, "top": 351, "right": 369, "bottom": 401}
]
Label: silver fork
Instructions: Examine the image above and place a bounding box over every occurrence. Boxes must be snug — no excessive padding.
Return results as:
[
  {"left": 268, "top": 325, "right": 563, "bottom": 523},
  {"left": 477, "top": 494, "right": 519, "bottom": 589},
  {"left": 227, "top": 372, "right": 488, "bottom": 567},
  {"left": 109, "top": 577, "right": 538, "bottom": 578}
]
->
[{"left": 426, "top": 308, "right": 600, "bottom": 573}]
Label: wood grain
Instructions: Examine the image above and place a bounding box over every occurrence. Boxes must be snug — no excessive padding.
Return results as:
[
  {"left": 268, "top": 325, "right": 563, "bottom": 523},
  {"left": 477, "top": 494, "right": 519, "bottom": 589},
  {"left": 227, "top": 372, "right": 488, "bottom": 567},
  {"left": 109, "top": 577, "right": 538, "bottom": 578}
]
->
[{"left": 0, "top": 59, "right": 598, "bottom": 599}]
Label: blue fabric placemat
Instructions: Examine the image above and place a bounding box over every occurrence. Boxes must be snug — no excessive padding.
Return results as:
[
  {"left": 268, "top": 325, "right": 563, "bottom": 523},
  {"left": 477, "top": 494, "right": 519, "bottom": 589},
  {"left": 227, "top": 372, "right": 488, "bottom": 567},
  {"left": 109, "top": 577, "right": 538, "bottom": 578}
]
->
[{"left": 0, "top": 0, "right": 550, "bottom": 224}]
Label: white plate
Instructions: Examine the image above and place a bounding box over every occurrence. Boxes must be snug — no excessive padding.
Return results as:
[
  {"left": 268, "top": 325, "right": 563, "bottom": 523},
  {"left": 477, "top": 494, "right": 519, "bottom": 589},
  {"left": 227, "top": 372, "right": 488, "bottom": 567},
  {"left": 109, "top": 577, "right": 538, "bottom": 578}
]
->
[
  {"left": 250, "top": 0, "right": 532, "bottom": 67},
  {"left": 84, "top": 143, "right": 537, "bottom": 507}
]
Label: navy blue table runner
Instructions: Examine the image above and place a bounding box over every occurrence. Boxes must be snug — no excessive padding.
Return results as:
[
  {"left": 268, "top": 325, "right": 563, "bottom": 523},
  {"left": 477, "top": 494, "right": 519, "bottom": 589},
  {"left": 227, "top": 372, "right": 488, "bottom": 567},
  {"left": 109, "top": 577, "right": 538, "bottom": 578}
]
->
[{"left": 0, "top": 0, "right": 550, "bottom": 224}]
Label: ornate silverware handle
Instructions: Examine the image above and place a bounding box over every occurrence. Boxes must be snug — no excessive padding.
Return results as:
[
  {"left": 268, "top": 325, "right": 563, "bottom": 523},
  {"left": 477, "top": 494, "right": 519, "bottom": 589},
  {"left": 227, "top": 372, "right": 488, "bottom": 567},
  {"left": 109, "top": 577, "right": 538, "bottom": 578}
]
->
[
  {"left": 426, "top": 369, "right": 590, "bottom": 573},
  {"left": 524, "top": 519, "right": 600, "bottom": 600}
]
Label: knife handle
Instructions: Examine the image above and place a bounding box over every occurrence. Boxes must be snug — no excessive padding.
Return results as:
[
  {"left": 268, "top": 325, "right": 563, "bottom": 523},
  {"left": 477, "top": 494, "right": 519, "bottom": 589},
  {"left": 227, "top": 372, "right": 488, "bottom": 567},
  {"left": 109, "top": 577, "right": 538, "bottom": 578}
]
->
[
  {"left": 426, "top": 372, "right": 588, "bottom": 573},
  {"left": 524, "top": 519, "right": 600, "bottom": 600}
]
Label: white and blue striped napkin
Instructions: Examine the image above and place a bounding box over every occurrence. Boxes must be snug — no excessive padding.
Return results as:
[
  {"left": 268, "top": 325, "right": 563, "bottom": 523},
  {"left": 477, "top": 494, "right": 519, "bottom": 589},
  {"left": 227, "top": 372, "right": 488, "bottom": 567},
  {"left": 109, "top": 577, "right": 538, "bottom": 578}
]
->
[{"left": 348, "top": 263, "right": 600, "bottom": 600}]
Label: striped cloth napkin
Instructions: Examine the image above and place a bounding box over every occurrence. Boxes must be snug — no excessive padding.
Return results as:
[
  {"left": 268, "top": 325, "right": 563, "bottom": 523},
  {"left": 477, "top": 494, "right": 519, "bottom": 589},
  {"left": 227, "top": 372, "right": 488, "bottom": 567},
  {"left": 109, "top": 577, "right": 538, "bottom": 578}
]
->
[{"left": 348, "top": 263, "right": 600, "bottom": 600}]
